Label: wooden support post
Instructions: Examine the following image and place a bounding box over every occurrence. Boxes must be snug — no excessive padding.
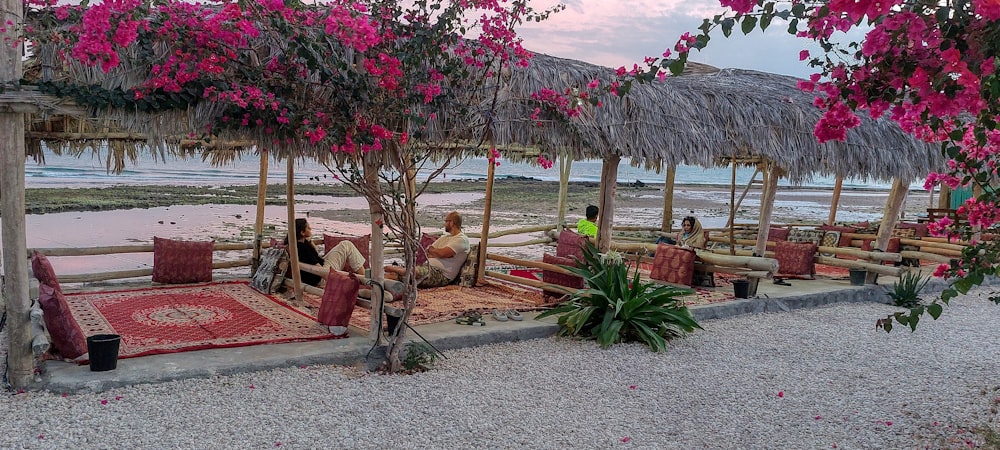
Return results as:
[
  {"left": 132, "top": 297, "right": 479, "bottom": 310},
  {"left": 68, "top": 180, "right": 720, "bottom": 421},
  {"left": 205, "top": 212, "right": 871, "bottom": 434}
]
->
[
  {"left": 251, "top": 150, "right": 269, "bottom": 274},
  {"left": 754, "top": 164, "right": 780, "bottom": 258},
  {"left": 828, "top": 176, "right": 843, "bottom": 225},
  {"left": 662, "top": 167, "right": 675, "bottom": 232},
  {"left": 870, "top": 178, "right": 908, "bottom": 283},
  {"left": 727, "top": 158, "right": 738, "bottom": 254},
  {"left": 597, "top": 153, "right": 620, "bottom": 252},
  {"left": 476, "top": 151, "right": 496, "bottom": 285},
  {"left": 938, "top": 185, "right": 951, "bottom": 209},
  {"left": 363, "top": 152, "right": 384, "bottom": 343},
  {"left": 285, "top": 156, "right": 304, "bottom": 303},
  {"left": 555, "top": 153, "right": 572, "bottom": 233},
  {"left": 1, "top": 0, "right": 33, "bottom": 389}
]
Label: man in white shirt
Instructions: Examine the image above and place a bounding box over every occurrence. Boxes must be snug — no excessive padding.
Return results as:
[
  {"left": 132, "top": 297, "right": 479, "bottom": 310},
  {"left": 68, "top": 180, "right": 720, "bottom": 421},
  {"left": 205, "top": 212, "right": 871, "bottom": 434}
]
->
[{"left": 386, "top": 211, "right": 470, "bottom": 288}]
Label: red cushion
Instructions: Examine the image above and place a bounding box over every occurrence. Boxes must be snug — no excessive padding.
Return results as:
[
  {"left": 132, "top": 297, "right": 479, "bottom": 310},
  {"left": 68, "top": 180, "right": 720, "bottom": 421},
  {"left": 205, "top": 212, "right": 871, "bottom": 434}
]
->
[
  {"left": 767, "top": 227, "right": 790, "bottom": 242},
  {"left": 317, "top": 269, "right": 360, "bottom": 329},
  {"left": 323, "top": 234, "right": 371, "bottom": 268},
  {"left": 861, "top": 237, "right": 901, "bottom": 253},
  {"left": 541, "top": 253, "right": 585, "bottom": 292},
  {"left": 650, "top": 243, "right": 696, "bottom": 286},
  {"left": 31, "top": 250, "right": 61, "bottom": 293},
  {"left": 896, "top": 222, "right": 929, "bottom": 238},
  {"left": 555, "top": 229, "right": 588, "bottom": 260},
  {"left": 414, "top": 232, "right": 438, "bottom": 266},
  {"left": 775, "top": 240, "right": 817, "bottom": 276},
  {"left": 152, "top": 237, "right": 214, "bottom": 284},
  {"left": 38, "top": 284, "right": 88, "bottom": 360}
]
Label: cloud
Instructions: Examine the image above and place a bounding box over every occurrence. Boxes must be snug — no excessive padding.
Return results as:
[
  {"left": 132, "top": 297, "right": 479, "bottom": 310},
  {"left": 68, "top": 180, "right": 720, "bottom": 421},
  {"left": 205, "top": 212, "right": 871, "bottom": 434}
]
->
[{"left": 518, "top": 0, "right": 826, "bottom": 78}]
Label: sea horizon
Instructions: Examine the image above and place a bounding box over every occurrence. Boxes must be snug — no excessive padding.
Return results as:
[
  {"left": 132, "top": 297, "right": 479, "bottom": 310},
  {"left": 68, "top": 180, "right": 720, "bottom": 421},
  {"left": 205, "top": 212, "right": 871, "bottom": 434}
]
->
[{"left": 26, "top": 149, "right": 926, "bottom": 191}]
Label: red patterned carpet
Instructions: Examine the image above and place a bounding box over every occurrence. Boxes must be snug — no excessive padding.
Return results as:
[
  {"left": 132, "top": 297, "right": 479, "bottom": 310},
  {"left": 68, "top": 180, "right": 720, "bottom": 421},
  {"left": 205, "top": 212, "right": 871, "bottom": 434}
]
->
[
  {"left": 300, "top": 281, "right": 549, "bottom": 330},
  {"left": 65, "top": 281, "right": 335, "bottom": 359}
]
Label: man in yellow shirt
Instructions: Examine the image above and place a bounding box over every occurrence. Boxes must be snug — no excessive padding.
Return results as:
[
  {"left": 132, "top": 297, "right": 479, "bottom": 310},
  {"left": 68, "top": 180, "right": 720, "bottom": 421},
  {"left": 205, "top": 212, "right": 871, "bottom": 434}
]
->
[{"left": 577, "top": 205, "right": 598, "bottom": 238}]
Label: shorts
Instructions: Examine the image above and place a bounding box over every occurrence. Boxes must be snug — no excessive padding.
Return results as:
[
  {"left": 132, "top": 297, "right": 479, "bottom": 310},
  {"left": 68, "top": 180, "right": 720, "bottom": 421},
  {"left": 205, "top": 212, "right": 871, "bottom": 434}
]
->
[{"left": 414, "top": 264, "right": 453, "bottom": 288}]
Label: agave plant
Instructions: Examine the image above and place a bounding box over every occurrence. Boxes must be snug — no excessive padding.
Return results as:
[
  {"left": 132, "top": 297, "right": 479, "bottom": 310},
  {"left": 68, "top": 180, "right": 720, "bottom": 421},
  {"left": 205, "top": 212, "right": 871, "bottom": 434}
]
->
[
  {"left": 537, "top": 242, "right": 702, "bottom": 351},
  {"left": 887, "top": 270, "right": 930, "bottom": 308}
]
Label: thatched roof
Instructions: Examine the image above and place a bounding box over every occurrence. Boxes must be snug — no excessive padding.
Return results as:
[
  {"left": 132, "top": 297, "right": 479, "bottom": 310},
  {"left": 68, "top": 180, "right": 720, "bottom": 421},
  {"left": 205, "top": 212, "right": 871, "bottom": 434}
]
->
[
  {"left": 21, "top": 33, "right": 942, "bottom": 183},
  {"left": 489, "top": 52, "right": 943, "bottom": 184}
]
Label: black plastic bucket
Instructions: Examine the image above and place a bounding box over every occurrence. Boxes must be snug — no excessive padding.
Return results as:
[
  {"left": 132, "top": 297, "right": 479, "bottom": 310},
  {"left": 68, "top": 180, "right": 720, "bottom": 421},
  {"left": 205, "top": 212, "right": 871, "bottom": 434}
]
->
[
  {"left": 849, "top": 268, "right": 867, "bottom": 286},
  {"left": 385, "top": 312, "right": 403, "bottom": 335},
  {"left": 87, "top": 334, "right": 121, "bottom": 372},
  {"left": 732, "top": 279, "right": 750, "bottom": 299}
]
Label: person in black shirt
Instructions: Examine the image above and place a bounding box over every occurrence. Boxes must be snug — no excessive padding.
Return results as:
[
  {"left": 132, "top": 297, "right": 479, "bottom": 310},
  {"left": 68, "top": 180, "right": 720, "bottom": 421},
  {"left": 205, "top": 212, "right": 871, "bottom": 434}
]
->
[{"left": 286, "top": 218, "right": 365, "bottom": 286}]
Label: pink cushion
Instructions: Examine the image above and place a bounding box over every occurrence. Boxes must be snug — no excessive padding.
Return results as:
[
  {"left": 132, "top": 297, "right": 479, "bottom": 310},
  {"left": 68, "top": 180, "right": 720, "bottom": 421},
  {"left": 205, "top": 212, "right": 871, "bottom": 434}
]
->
[
  {"left": 152, "top": 237, "right": 214, "bottom": 284},
  {"left": 541, "top": 253, "right": 585, "bottom": 293},
  {"left": 767, "top": 227, "right": 790, "bottom": 242},
  {"left": 414, "top": 233, "right": 438, "bottom": 266},
  {"left": 317, "top": 269, "right": 360, "bottom": 330},
  {"left": 324, "top": 234, "right": 371, "bottom": 268},
  {"left": 38, "top": 284, "right": 88, "bottom": 360},
  {"left": 775, "top": 240, "right": 817, "bottom": 276},
  {"left": 31, "top": 250, "right": 61, "bottom": 293},
  {"left": 650, "top": 243, "right": 696, "bottom": 286},
  {"left": 555, "top": 229, "right": 588, "bottom": 260}
]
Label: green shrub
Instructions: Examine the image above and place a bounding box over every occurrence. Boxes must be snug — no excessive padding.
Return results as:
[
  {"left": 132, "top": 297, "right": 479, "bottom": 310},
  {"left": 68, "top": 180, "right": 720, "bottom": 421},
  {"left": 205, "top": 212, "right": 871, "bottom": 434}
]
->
[
  {"left": 888, "top": 270, "right": 930, "bottom": 308},
  {"left": 537, "top": 242, "right": 702, "bottom": 351}
]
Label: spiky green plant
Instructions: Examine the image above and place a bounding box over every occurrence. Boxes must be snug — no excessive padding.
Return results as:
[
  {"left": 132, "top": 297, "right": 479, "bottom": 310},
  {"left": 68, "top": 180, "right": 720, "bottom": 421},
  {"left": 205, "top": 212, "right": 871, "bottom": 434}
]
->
[
  {"left": 888, "top": 270, "right": 930, "bottom": 308},
  {"left": 537, "top": 242, "right": 702, "bottom": 351}
]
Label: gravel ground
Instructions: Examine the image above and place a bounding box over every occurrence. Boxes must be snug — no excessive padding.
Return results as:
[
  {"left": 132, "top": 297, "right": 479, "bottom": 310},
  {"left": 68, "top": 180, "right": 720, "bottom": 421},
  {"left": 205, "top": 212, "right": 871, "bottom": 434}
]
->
[{"left": 1, "top": 291, "right": 998, "bottom": 449}]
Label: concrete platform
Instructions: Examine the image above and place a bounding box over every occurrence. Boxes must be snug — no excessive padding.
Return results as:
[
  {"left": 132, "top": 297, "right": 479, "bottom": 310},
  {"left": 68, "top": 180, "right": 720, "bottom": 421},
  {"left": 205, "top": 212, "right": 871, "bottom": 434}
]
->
[{"left": 38, "top": 274, "right": 966, "bottom": 393}]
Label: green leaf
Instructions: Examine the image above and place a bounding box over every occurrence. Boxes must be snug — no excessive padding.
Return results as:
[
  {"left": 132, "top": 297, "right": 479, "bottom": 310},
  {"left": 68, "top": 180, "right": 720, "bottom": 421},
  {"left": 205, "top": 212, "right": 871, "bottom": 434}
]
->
[
  {"left": 668, "top": 59, "right": 686, "bottom": 76},
  {"left": 760, "top": 13, "right": 772, "bottom": 31},
  {"left": 791, "top": 2, "right": 805, "bottom": 16},
  {"left": 927, "top": 303, "right": 943, "bottom": 319},
  {"left": 721, "top": 18, "right": 735, "bottom": 37},
  {"left": 741, "top": 15, "right": 758, "bottom": 34},
  {"left": 787, "top": 18, "right": 799, "bottom": 35}
]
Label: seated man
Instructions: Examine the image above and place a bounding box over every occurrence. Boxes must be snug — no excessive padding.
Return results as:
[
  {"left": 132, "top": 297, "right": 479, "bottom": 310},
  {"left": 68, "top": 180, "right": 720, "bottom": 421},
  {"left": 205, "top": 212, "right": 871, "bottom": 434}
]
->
[
  {"left": 385, "top": 211, "right": 470, "bottom": 288},
  {"left": 577, "top": 205, "right": 598, "bottom": 238},
  {"left": 286, "top": 218, "right": 366, "bottom": 287}
]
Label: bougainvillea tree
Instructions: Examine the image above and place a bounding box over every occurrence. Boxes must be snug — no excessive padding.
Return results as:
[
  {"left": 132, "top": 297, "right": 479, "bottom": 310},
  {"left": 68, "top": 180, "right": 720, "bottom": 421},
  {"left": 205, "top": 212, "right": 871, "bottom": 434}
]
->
[
  {"left": 624, "top": 0, "right": 1000, "bottom": 331},
  {"left": 22, "top": 0, "right": 561, "bottom": 370}
]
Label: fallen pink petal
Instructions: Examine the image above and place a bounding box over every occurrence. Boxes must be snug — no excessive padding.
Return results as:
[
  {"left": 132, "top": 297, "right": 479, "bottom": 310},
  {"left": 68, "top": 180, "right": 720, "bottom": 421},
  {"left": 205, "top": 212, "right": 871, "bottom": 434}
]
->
[
  {"left": 629, "top": 385, "right": 637, "bottom": 390},
  {"left": 778, "top": 391, "right": 784, "bottom": 398},
  {"left": 100, "top": 399, "right": 108, "bottom": 405},
  {"left": 621, "top": 436, "right": 631, "bottom": 443},
  {"left": 815, "top": 415, "right": 822, "bottom": 420}
]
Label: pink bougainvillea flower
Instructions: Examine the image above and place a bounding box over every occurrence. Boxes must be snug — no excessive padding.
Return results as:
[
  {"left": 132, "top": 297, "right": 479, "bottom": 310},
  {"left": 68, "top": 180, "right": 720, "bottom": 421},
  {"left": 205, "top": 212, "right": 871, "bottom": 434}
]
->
[
  {"left": 815, "top": 415, "right": 822, "bottom": 420},
  {"left": 885, "top": 421, "right": 892, "bottom": 426},
  {"left": 799, "top": 50, "right": 810, "bottom": 61},
  {"left": 621, "top": 436, "right": 631, "bottom": 443},
  {"left": 629, "top": 385, "right": 637, "bottom": 390},
  {"left": 249, "top": 384, "right": 255, "bottom": 389},
  {"left": 778, "top": 391, "right": 784, "bottom": 398},
  {"left": 100, "top": 399, "right": 108, "bottom": 405}
]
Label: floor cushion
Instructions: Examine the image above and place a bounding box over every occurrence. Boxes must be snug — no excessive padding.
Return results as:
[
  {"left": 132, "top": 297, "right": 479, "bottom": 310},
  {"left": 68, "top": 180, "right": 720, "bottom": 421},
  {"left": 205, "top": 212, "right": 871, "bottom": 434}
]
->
[
  {"left": 31, "top": 250, "right": 62, "bottom": 293},
  {"left": 541, "top": 253, "right": 585, "bottom": 295},
  {"left": 250, "top": 246, "right": 289, "bottom": 294},
  {"left": 555, "top": 229, "right": 588, "bottom": 260},
  {"left": 767, "top": 227, "right": 790, "bottom": 242},
  {"left": 324, "top": 234, "right": 371, "bottom": 268},
  {"left": 317, "top": 269, "right": 360, "bottom": 333},
  {"left": 819, "top": 230, "right": 841, "bottom": 257},
  {"left": 414, "top": 232, "right": 438, "bottom": 266},
  {"left": 775, "top": 240, "right": 817, "bottom": 277},
  {"left": 152, "top": 237, "right": 214, "bottom": 284},
  {"left": 38, "top": 284, "right": 88, "bottom": 360},
  {"left": 650, "top": 243, "right": 696, "bottom": 286}
]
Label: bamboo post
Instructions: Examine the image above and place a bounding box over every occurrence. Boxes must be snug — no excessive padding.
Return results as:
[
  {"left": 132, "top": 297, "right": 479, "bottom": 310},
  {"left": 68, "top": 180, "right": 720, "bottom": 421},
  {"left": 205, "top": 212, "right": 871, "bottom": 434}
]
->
[
  {"left": 363, "top": 152, "right": 384, "bottom": 343},
  {"left": 727, "top": 158, "right": 738, "bottom": 254},
  {"left": 285, "top": 156, "right": 304, "bottom": 302},
  {"left": 597, "top": 153, "right": 620, "bottom": 252},
  {"left": 828, "top": 176, "right": 843, "bottom": 225},
  {"left": 555, "top": 153, "right": 572, "bottom": 232},
  {"left": 662, "top": 167, "right": 675, "bottom": 232},
  {"left": 938, "top": 185, "right": 951, "bottom": 209},
  {"left": 733, "top": 167, "right": 761, "bottom": 214},
  {"left": 1, "top": 0, "right": 33, "bottom": 389},
  {"left": 251, "top": 150, "right": 269, "bottom": 274},
  {"left": 754, "top": 164, "right": 780, "bottom": 258},
  {"left": 476, "top": 148, "right": 497, "bottom": 286},
  {"left": 869, "top": 177, "right": 908, "bottom": 284}
]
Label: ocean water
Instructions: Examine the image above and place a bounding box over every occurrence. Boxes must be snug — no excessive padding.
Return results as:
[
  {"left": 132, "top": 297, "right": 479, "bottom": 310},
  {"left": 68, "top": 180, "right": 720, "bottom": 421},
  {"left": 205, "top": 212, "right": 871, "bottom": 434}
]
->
[{"left": 25, "top": 150, "right": 902, "bottom": 190}]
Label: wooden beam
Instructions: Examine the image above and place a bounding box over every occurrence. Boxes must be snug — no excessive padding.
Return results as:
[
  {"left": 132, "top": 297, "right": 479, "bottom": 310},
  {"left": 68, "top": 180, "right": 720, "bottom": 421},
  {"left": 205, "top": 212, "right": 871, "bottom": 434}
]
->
[
  {"left": 252, "top": 149, "right": 269, "bottom": 274},
  {"left": 555, "top": 153, "right": 572, "bottom": 233},
  {"left": 1, "top": 0, "right": 33, "bottom": 389},
  {"left": 828, "top": 176, "right": 843, "bottom": 225},
  {"left": 596, "top": 154, "right": 620, "bottom": 252},
  {"left": 476, "top": 152, "right": 496, "bottom": 285},
  {"left": 754, "top": 164, "right": 779, "bottom": 258},
  {"left": 662, "top": 167, "right": 675, "bottom": 232}
]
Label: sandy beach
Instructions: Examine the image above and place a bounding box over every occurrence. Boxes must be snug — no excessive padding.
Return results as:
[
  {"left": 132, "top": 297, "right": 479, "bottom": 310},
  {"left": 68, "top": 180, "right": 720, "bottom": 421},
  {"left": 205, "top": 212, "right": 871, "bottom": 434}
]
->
[{"left": 12, "top": 180, "right": 933, "bottom": 276}]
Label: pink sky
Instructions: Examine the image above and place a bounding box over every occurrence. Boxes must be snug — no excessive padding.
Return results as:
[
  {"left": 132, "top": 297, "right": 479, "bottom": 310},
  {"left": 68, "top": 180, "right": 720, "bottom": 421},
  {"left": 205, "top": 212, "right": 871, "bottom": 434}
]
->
[{"left": 517, "top": 0, "right": 825, "bottom": 78}]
